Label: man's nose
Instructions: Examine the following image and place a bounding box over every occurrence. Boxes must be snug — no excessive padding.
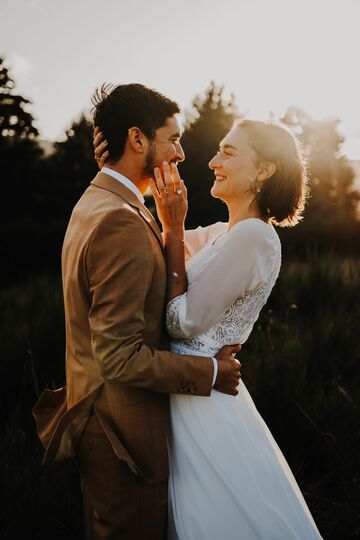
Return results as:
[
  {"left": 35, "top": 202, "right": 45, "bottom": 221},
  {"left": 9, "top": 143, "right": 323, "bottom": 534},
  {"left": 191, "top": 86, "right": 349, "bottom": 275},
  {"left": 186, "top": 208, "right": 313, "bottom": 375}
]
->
[{"left": 176, "top": 142, "right": 185, "bottom": 163}]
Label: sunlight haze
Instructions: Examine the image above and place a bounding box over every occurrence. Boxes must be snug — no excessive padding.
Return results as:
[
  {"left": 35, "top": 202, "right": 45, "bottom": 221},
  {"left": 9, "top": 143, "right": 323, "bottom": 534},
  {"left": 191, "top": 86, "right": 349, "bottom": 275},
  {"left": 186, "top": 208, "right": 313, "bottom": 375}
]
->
[{"left": 1, "top": 0, "right": 360, "bottom": 157}]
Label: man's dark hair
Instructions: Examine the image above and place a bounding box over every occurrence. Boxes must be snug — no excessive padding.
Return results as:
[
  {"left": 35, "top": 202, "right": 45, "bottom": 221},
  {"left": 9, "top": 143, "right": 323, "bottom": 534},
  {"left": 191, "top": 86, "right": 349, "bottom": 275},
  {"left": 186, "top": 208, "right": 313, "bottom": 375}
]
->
[{"left": 91, "top": 83, "right": 180, "bottom": 163}]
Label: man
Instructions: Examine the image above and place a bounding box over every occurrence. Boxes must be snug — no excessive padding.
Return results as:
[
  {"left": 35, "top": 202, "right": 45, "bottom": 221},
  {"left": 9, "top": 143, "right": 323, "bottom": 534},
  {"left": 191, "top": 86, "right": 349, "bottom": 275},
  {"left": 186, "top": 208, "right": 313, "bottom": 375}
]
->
[{"left": 33, "top": 83, "right": 240, "bottom": 539}]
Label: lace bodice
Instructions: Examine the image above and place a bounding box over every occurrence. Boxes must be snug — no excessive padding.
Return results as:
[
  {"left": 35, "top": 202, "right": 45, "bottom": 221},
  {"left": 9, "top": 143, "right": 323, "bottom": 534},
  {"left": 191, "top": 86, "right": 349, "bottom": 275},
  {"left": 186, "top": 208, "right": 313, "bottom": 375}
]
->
[{"left": 166, "top": 219, "right": 281, "bottom": 356}]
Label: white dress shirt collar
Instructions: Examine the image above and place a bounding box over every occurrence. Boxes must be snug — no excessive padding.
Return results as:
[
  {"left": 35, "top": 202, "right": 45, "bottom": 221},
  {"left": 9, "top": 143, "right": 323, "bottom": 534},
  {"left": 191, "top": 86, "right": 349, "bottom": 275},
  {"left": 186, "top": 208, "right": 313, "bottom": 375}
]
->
[{"left": 101, "top": 167, "right": 145, "bottom": 204}]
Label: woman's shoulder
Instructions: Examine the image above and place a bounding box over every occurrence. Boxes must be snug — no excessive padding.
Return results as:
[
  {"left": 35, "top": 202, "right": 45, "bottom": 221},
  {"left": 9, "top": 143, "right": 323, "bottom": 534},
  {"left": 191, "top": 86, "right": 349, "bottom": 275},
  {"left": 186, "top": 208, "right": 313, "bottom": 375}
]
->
[
  {"left": 225, "top": 218, "right": 281, "bottom": 257},
  {"left": 232, "top": 218, "right": 278, "bottom": 237}
]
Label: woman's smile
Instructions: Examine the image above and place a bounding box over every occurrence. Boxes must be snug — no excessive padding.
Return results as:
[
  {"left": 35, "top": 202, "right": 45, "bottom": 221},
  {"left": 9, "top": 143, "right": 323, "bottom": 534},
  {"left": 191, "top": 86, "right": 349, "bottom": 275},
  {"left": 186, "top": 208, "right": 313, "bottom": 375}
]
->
[{"left": 215, "top": 174, "right": 227, "bottom": 182}]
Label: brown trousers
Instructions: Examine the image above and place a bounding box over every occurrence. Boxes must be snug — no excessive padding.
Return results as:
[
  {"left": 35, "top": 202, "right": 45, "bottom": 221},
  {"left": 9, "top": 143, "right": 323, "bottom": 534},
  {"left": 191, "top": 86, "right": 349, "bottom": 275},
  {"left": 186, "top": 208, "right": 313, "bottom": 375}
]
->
[{"left": 76, "top": 415, "right": 168, "bottom": 540}]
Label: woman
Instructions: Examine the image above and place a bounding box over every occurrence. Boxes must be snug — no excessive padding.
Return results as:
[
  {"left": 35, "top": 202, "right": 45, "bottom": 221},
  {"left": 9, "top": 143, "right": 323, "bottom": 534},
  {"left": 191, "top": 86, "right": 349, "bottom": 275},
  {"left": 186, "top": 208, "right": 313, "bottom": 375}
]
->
[{"left": 149, "top": 119, "right": 322, "bottom": 539}]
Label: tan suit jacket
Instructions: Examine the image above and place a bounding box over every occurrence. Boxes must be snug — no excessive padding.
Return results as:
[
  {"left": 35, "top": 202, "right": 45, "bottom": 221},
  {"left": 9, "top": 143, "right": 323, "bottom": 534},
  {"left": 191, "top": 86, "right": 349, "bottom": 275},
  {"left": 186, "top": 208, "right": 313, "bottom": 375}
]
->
[{"left": 33, "top": 171, "right": 213, "bottom": 484}]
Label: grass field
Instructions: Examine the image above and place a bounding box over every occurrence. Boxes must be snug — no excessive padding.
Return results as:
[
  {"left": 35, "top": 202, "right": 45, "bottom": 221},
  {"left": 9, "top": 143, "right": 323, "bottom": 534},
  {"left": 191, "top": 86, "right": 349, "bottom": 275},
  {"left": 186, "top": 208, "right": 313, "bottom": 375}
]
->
[{"left": 0, "top": 253, "right": 359, "bottom": 539}]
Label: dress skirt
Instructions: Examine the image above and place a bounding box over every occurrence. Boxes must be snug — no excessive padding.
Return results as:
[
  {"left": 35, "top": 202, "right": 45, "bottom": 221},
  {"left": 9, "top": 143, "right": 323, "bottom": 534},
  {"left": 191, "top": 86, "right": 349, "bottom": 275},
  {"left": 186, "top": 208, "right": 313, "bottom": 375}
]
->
[{"left": 168, "top": 344, "right": 323, "bottom": 540}]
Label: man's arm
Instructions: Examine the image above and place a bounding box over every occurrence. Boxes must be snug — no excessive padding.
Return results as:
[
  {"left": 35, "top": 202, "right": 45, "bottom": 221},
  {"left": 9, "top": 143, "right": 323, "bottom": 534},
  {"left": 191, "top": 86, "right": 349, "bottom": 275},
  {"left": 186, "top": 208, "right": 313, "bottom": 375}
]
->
[{"left": 86, "top": 206, "right": 215, "bottom": 395}]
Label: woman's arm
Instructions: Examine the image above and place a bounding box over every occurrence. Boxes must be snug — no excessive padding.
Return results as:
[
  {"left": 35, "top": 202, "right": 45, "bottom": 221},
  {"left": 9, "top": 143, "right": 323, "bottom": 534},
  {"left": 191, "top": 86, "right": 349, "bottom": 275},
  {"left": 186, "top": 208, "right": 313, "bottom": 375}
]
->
[
  {"left": 150, "top": 162, "right": 189, "bottom": 303},
  {"left": 166, "top": 220, "right": 280, "bottom": 339},
  {"left": 184, "top": 222, "right": 228, "bottom": 259}
]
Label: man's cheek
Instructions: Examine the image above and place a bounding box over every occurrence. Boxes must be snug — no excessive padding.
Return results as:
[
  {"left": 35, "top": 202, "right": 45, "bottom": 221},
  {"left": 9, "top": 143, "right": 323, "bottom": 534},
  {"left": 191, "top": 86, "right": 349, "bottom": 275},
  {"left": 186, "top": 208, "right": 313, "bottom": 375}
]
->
[{"left": 166, "top": 149, "right": 177, "bottom": 162}]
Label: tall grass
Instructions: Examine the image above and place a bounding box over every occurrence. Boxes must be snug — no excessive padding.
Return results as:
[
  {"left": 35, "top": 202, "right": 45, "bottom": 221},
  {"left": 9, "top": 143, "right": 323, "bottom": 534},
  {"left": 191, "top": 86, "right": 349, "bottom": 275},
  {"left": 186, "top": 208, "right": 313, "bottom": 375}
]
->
[
  {"left": 243, "top": 254, "right": 360, "bottom": 539},
  {"left": 0, "top": 276, "right": 82, "bottom": 539},
  {"left": 0, "top": 254, "right": 359, "bottom": 538}
]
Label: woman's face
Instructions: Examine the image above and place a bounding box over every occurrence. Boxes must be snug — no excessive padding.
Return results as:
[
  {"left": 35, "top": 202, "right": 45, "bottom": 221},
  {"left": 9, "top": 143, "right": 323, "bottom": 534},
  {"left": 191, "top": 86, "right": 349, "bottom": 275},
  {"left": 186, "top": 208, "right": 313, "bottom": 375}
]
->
[{"left": 209, "top": 127, "right": 259, "bottom": 203}]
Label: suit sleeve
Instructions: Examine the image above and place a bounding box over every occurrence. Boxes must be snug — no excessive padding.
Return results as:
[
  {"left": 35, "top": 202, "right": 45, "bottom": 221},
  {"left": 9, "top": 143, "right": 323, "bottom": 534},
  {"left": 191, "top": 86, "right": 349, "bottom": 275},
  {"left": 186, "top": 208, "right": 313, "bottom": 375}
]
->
[{"left": 86, "top": 207, "right": 213, "bottom": 395}]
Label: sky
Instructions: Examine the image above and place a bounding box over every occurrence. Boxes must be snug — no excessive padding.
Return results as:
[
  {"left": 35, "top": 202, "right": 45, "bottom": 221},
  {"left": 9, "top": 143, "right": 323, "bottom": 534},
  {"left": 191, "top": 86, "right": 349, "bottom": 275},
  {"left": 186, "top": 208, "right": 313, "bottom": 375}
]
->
[{"left": 2, "top": 0, "right": 360, "bottom": 159}]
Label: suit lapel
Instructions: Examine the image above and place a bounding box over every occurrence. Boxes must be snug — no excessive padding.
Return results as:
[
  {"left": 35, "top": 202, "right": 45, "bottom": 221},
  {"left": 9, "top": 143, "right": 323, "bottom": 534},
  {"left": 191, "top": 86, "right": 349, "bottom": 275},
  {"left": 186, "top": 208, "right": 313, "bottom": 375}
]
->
[{"left": 91, "top": 172, "right": 164, "bottom": 253}]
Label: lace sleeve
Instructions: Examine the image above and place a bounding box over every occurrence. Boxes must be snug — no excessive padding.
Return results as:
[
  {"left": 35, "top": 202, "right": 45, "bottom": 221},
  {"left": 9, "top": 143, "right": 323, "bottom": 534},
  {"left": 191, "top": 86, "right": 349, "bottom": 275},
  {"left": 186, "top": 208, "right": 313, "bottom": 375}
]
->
[{"left": 166, "top": 294, "right": 188, "bottom": 338}]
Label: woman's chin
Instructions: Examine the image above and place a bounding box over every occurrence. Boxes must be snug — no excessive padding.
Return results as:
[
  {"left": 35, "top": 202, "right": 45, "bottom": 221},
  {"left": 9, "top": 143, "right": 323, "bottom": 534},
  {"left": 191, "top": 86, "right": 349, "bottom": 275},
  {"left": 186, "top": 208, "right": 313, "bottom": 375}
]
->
[{"left": 210, "top": 183, "right": 223, "bottom": 199}]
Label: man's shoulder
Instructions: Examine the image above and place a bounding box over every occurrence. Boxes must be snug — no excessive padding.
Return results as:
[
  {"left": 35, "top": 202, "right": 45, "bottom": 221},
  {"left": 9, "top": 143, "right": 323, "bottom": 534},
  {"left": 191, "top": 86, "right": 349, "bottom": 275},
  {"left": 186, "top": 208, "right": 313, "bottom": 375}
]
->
[
  {"left": 77, "top": 181, "right": 130, "bottom": 209},
  {"left": 74, "top": 184, "right": 144, "bottom": 223},
  {"left": 64, "top": 185, "right": 149, "bottom": 251}
]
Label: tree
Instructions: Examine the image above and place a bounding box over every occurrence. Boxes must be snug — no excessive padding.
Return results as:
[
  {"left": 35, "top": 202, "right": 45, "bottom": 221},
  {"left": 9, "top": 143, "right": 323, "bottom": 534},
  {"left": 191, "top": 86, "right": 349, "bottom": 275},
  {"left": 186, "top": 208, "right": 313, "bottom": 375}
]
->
[
  {"left": 0, "top": 55, "right": 42, "bottom": 209},
  {"left": 0, "top": 56, "right": 38, "bottom": 141},
  {"left": 0, "top": 55, "right": 43, "bottom": 218},
  {"left": 45, "top": 114, "right": 98, "bottom": 221},
  {"left": 281, "top": 107, "right": 360, "bottom": 248},
  {"left": 179, "top": 82, "right": 240, "bottom": 228},
  {"left": 0, "top": 56, "right": 47, "bottom": 276}
]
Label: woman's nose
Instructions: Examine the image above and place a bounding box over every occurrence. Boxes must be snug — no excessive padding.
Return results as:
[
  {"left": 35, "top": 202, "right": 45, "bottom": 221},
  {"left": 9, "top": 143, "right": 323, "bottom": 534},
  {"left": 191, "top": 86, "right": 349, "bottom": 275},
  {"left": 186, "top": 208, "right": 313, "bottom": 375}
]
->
[{"left": 208, "top": 155, "right": 218, "bottom": 169}]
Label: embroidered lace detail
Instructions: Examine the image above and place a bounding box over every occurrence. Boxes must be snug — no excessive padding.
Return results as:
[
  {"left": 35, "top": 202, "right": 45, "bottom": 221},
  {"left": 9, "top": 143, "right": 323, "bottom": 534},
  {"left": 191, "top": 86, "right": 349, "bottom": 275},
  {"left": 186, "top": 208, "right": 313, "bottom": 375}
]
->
[
  {"left": 166, "top": 295, "right": 183, "bottom": 338},
  {"left": 167, "top": 251, "right": 281, "bottom": 356}
]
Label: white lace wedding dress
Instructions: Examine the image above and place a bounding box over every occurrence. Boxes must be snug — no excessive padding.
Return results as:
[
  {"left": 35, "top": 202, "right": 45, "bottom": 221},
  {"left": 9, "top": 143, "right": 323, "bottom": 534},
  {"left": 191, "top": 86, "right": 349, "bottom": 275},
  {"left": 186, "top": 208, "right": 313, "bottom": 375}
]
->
[{"left": 166, "top": 218, "right": 322, "bottom": 540}]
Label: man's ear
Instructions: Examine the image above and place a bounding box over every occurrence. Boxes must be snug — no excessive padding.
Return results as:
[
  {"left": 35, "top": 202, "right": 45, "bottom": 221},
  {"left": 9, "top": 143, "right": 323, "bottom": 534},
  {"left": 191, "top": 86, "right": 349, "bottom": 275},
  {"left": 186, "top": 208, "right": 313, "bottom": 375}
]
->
[
  {"left": 128, "top": 127, "right": 147, "bottom": 154},
  {"left": 258, "top": 161, "right": 276, "bottom": 182}
]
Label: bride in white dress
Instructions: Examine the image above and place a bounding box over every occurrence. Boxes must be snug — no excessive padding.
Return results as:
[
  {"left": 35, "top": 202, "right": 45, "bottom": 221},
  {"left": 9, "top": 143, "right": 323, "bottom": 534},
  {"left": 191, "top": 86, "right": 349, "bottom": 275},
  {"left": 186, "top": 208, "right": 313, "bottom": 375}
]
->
[{"left": 150, "top": 119, "right": 323, "bottom": 540}]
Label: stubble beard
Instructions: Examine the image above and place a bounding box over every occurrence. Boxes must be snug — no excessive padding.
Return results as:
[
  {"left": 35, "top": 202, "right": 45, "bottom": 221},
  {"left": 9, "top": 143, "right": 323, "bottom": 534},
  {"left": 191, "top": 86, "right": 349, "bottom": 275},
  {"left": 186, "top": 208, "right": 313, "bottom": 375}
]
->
[{"left": 142, "top": 143, "right": 157, "bottom": 178}]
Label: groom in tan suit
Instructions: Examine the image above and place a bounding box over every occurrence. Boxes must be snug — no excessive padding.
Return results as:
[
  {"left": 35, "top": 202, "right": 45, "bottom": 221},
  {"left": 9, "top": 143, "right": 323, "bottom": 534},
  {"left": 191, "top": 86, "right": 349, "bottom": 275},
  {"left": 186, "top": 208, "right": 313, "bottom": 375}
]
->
[{"left": 33, "top": 83, "right": 240, "bottom": 539}]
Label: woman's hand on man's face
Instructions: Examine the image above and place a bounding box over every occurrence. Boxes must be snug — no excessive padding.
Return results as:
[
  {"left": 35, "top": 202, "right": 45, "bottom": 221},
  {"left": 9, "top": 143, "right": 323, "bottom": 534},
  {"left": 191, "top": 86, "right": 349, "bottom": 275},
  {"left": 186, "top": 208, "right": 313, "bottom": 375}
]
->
[
  {"left": 93, "top": 127, "right": 109, "bottom": 168},
  {"left": 149, "top": 161, "right": 188, "bottom": 235}
]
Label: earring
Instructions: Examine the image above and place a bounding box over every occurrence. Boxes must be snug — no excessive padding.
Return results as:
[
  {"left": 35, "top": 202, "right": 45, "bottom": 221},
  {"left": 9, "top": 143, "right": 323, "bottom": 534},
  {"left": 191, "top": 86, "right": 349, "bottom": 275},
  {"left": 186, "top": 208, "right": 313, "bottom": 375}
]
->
[{"left": 250, "top": 175, "right": 260, "bottom": 194}]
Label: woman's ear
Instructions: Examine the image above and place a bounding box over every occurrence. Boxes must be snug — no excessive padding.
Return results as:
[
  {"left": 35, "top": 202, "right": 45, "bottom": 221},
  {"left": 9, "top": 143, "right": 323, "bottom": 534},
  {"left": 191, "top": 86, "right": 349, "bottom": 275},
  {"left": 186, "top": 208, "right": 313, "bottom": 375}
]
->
[
  {"left": 258, "top": 161, "right": 276, "bottom": 182},
  {"left": 128, "top": 127, "right": 147, "bottom": 154}
]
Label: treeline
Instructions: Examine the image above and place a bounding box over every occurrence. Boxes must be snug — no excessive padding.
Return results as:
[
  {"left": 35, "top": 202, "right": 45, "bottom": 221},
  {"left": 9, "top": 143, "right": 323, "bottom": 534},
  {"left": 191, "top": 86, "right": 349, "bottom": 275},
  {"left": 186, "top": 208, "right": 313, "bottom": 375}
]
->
[
  {"left": 1, "top": 57, "right": 359, "bottom": 539},
  {"left": 1, "top": 58, "right": 359, "bottom": 280}
]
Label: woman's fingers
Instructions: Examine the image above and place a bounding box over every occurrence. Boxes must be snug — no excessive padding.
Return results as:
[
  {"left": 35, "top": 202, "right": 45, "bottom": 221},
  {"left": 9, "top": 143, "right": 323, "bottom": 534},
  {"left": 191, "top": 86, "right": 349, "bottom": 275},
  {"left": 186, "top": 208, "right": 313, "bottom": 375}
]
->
[
  {"left": 162, "top": 161, "right": 174, "bottom": 192},
  {"left": 93, "top": 130, "right": 104, "bottom": 148},
  {"left": 154, "top": 167, "right": 166, "bottom": 195},
  {"left": 171, "top": 165, "right": 187, "bottom": 204},
  {"left": 154, "top": 162, "right": 187, "bottom": 205},
  {"left": 98, "top": 150, "right": 109, "bottom": 168},
  {"left": 151, "top": 163, "right": 188, "bottom": 230},
  {"left": 171, "top": 163, "right": 182, "bottom": 192},
  {"left": 93, "top": 130, "right": 109, "bottom": 168},
  {"left": 149, "top": 178, "right": 160, "bottom": 199},
  {"left": 94, "top": 139, "right": 108, "bottom": 159},
  {"left": 180, "top": 179, "right": 187, "bottom": 201}
]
